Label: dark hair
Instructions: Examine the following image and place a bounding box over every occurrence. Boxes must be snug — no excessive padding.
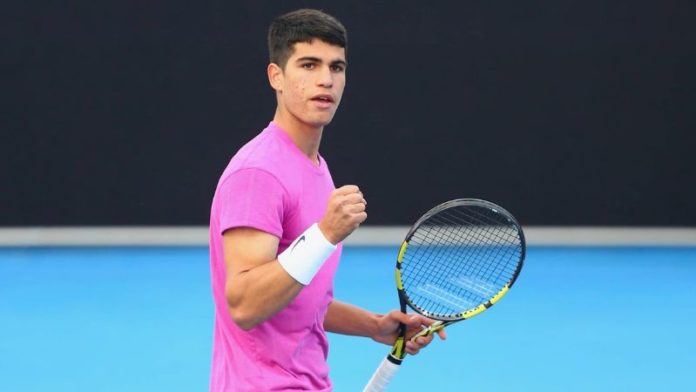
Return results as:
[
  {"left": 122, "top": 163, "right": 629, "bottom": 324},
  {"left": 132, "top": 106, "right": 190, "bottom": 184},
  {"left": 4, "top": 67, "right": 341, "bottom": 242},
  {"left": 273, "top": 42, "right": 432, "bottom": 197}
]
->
[{"left": 268, "top": 9, "right": 347, "bottom": 69}]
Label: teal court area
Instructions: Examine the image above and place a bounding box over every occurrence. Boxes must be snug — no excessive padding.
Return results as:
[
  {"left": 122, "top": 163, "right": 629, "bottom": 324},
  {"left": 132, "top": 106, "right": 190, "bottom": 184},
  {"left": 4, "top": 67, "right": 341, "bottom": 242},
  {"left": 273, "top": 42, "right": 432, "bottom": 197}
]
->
[{"left": 1, "top": 245, "right": 695, "bottom": 391}]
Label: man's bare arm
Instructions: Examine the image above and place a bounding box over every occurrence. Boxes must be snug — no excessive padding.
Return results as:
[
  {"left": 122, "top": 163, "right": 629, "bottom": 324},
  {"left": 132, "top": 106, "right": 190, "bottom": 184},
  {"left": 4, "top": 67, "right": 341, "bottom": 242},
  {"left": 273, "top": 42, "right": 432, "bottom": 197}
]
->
[{"left": 223, "top": 227, "right": 302, "bottom": 330}]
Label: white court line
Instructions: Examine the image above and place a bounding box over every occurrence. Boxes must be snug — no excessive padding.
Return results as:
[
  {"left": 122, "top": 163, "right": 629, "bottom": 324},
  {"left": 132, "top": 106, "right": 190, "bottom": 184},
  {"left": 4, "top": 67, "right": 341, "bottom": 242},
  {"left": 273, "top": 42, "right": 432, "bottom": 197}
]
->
[
  {"left": 0, "top": 226, "right": 694, "bottom": 246},
  {"left": 449, "top": 275, "right": 497, "bottom": 298},
  {"left": 414, "top": 283, "right": 475, "bottom": 311}
]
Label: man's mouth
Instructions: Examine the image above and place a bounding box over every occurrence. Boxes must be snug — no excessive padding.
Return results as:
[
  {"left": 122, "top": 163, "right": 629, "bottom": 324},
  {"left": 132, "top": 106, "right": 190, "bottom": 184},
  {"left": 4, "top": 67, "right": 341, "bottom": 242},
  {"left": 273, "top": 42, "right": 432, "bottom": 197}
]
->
[{"left": 311, "top": 94, "right": 335, "bottom": 103}]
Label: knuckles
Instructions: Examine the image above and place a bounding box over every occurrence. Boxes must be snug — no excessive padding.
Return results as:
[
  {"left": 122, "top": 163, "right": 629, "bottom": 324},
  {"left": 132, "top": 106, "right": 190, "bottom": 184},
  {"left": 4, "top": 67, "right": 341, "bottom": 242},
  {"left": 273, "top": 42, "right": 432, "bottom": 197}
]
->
[{"left": 323, "top": 185, "right": 368, "bottom": 240}]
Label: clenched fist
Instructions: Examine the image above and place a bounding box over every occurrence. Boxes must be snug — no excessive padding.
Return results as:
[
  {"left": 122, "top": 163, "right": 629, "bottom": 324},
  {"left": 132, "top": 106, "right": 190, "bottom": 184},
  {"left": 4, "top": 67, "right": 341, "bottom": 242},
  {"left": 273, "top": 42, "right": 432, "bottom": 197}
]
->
[{"left": 318, "top": 185, "right": 367, "bottom": 245}]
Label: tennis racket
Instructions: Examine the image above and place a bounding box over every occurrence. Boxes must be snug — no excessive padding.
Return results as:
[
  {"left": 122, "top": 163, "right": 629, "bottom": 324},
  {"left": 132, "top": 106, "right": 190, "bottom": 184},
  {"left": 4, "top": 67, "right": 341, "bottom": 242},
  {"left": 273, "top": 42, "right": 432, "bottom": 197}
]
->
[{"left": 362, "top": 198, "right": 525, "bottom": 392}]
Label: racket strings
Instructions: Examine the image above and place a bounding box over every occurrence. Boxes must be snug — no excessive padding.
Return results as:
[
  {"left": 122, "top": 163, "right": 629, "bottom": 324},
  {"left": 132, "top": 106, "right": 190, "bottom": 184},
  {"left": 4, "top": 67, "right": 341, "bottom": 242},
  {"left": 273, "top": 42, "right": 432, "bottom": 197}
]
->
[
  {"left": 401, "top": 205, "right": 522, "bottom": 319},
  {"left": 413, "top": 208, "right": 520, "bottom": 280}
]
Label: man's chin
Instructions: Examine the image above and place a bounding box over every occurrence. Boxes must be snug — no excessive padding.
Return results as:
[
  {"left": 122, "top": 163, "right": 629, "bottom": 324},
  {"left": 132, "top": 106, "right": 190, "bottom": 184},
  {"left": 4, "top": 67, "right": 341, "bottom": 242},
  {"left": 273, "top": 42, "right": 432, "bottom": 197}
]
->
[{"left": 308, "top": 115, "right": 335, "bottom": 128}]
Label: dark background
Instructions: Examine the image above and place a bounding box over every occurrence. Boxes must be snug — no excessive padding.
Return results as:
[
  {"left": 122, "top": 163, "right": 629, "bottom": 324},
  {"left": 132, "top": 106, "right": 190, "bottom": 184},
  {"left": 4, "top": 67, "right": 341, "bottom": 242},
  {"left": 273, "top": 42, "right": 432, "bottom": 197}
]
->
[{"left": 3, "top": 1, "right": 695, "bottom": 226}]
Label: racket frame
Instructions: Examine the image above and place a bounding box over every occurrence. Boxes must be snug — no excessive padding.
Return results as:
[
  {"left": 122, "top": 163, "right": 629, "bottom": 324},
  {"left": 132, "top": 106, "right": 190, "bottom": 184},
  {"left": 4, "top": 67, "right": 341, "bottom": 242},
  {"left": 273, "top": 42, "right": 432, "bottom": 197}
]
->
[{"left": 388, "top": 198, "right": 525, "bottom": 363}]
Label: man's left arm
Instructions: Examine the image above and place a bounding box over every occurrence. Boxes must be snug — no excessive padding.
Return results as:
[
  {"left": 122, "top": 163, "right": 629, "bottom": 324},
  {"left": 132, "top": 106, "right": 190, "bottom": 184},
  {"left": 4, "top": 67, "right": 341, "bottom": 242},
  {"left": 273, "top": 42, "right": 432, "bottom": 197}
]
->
[{"left": 324, "top": 300, "right": 446, "bottom": 355}]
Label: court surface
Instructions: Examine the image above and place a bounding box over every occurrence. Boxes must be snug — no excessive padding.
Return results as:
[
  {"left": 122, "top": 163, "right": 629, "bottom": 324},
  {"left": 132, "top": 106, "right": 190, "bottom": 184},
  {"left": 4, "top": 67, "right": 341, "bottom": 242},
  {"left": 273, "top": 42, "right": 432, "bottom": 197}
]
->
[{"left": 1, "top": 245, "right": 695, "bottom": 391}]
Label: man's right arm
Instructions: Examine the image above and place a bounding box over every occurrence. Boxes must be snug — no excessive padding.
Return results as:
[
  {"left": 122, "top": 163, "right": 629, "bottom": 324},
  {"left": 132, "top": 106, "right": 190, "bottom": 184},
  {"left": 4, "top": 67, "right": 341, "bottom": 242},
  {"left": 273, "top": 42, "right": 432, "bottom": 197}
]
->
[
  {"left": 223, "top": 185, "right": 367, "bottom": 330},
  {"left": 223, "top": 227, "right": 303, "bottom": 330}
]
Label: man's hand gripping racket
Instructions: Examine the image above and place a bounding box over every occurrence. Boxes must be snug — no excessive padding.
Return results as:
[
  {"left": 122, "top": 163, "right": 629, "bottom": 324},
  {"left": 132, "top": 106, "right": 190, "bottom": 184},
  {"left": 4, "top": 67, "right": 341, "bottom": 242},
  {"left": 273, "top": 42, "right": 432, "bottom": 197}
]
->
[{"left": 363, "top": 198, "right": 526, "bottom": 392}]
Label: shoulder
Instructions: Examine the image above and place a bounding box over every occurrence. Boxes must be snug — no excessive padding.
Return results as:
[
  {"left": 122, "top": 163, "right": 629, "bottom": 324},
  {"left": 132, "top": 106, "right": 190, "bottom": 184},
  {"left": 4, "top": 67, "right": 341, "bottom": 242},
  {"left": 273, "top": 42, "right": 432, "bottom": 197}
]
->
[
  {"left": 218, "top": 126, "right": 302, "bottom": 194},
  {"left": 232, "top": 127, "right": 295, "bottom": 173}
]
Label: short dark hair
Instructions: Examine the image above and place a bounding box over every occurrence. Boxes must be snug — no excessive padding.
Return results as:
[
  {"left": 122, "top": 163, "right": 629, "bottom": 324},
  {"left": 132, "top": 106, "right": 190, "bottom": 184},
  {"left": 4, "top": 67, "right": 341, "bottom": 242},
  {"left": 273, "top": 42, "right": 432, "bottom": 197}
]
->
[{"left": 268, "top": 9, "right": 347, "bottom": 69}]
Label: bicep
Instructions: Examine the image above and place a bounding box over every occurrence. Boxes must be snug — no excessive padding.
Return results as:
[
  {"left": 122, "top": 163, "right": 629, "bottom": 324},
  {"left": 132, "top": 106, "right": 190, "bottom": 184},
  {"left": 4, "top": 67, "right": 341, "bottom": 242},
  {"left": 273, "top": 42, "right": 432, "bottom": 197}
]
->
[
  {"left": 223, "top": 227, "right": 280, "bottom": 277},
  {"left": 222, "top": 227, "right": 303, "bottom": 329}
]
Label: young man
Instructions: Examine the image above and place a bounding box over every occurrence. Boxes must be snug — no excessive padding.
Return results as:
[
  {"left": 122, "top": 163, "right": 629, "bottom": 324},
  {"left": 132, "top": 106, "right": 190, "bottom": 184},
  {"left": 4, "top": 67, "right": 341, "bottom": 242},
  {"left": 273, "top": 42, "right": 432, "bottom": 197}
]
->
[{"left": 209, "top": 9, "right": 444, "bottom": 391}]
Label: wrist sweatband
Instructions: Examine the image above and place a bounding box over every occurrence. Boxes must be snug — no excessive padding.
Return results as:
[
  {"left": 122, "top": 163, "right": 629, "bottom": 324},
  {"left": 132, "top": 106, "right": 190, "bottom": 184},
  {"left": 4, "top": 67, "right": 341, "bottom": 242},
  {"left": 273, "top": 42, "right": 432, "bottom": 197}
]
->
[{"left": 277, "top": 223, "right": 337, "bottom": 285}]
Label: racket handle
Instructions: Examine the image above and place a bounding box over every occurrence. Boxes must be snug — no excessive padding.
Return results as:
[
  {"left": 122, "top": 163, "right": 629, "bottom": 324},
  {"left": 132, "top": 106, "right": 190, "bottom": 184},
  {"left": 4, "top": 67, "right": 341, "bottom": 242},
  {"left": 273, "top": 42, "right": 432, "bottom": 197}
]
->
[{"left": 362, "top": 357, "right": 401, "bottom": 392}]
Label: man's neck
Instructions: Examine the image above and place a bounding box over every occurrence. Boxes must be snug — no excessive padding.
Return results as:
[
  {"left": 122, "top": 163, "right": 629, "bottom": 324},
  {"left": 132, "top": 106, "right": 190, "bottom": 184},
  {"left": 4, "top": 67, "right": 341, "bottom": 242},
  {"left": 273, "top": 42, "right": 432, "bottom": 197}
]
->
[{"left": 273, "top": 112, "right": 323, "bottom": 165}]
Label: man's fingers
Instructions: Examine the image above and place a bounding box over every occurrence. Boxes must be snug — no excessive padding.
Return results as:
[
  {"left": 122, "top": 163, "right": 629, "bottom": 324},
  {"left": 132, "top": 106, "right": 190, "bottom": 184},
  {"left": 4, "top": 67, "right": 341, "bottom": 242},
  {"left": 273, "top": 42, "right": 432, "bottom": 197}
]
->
[
  {"left": 405, "top": 343, "right": 420, "bottom": 355},
  {"left": 405, "top": 334, "right": 434, "bottom": 354},
  {"left": 335, "top": 186, "right": 366, "bottom": 204},
  {"left": 334, "top": 184, "right": 360, "bottom": 196},
  {"left": 387, "top": 311, "right": 410, "bottom": 325},
  {"left": 346, "top": 201, "right": 366, "bottom": 214},
  {"left": 341, "top": 193, "right": 365, "bottom": 205},
  {"left": 321, "top": 185, "right": 368, "bottom": 244},
  {"left": 412, "top": 334, "right": 433, "bottom": 346},
  {"left": 406, "top": 314, "right": 427, "bottom": 327}
]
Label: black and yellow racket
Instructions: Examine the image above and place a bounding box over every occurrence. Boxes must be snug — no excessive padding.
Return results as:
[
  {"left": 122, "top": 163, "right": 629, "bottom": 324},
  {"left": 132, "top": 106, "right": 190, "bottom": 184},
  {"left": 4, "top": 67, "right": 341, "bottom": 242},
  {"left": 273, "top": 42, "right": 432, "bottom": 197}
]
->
[{"left": 363, "top": 198, "right": 525, "bottom": 391}]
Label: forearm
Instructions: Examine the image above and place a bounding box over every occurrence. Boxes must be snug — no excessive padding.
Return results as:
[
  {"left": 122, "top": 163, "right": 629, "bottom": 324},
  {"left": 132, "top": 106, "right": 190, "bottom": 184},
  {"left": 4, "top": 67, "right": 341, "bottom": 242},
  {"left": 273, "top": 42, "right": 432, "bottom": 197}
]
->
[{"left": 324, "top": 300, "right": 380, "bottom": 337}]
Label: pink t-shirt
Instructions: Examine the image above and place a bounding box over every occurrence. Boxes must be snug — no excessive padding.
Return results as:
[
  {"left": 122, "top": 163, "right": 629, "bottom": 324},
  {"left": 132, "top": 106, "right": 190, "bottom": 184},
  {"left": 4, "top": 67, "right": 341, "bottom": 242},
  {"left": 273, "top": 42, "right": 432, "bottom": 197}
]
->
[{"left": 209, "top": 122, "right": 342, "bottom": 391}]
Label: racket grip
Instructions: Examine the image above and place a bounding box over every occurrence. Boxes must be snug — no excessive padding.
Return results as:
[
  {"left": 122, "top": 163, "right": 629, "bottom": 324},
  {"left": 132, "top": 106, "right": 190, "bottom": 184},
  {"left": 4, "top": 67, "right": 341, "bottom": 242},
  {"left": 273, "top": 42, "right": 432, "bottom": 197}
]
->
[{"left": 362, "top": 357, "right": 401, "bottom": 392}]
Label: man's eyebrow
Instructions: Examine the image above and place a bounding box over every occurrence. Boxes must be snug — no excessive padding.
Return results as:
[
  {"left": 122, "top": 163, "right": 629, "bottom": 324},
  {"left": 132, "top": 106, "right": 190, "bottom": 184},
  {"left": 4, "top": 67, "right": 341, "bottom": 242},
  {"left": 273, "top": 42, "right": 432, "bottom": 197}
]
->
[
  {"left": 295, "top": 56, "right": 347, "bottom": 67},
  {"left": 295, "top": 56, "right": 321, "bottom": 63},
  {"left": 331, "top": 59, "right": 347, "bottom": 67}
]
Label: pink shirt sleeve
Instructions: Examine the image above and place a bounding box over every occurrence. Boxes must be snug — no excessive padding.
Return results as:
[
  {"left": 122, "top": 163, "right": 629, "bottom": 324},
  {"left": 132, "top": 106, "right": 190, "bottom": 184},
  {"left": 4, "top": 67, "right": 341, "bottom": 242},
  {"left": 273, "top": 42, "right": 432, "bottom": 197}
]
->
[{"left": 217, "top": 167, "right": 286, "bottom": 238}]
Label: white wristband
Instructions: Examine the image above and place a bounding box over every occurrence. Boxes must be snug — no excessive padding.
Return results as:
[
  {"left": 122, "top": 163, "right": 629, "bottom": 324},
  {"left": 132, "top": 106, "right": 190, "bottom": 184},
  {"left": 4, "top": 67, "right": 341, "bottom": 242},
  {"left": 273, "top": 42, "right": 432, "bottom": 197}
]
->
[{"left": 277, "top": 223, "right": 337, "bottom": 285}]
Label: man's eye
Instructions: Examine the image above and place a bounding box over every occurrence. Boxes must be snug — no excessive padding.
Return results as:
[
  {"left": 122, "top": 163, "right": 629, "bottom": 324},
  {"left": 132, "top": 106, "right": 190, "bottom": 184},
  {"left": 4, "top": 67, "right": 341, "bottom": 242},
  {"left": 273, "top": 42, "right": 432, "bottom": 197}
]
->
[
  {"left": 302, "top": 63, "right": 316, "bottom": 69},
  {"left": 331, "top": 65, "right": 345, "bottom": 72}
]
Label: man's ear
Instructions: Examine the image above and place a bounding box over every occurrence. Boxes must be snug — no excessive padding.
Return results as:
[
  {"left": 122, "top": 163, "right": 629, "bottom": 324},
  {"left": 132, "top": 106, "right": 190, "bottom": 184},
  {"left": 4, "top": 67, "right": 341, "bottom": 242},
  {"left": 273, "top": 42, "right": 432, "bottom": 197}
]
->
[{"left": 267, "top": 63, "right": 283, "bottom": 91}]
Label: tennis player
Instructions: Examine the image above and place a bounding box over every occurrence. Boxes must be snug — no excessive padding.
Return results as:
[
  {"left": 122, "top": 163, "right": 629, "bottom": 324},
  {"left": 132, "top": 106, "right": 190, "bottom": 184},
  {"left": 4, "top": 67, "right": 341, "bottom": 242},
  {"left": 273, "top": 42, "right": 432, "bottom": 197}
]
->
[{"left": 209, "top": 9, "right": 445, "bottom": 391}]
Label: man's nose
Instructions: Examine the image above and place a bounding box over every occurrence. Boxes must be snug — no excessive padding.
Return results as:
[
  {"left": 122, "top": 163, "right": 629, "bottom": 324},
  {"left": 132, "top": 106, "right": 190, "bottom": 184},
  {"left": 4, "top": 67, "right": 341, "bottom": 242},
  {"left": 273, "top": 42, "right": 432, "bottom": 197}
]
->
[{"left": 317, "top": 66, "right": 333, "bottom": 87}]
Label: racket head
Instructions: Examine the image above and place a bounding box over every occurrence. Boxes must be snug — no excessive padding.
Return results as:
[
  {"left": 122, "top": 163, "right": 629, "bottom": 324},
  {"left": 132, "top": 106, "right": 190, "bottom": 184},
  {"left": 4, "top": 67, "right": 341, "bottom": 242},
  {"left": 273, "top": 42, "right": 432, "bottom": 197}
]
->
[{"left": 396, "top": 198, "right": 525, "bottom": 322}]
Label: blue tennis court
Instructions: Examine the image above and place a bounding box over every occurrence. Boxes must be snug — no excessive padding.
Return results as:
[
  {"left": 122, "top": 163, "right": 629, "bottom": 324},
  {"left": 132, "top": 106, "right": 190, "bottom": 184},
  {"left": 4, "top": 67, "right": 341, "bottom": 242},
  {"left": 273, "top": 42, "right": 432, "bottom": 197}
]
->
[{"left": 1, "top": 245, "right": 695, "bottom": 391}]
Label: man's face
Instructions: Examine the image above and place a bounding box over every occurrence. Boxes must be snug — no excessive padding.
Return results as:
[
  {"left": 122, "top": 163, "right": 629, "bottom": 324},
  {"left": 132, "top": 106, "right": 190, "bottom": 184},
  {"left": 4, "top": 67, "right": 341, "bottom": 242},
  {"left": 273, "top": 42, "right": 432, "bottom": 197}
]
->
[{"left": 269, "top": 39, "right": 347, "bottom": 130}]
